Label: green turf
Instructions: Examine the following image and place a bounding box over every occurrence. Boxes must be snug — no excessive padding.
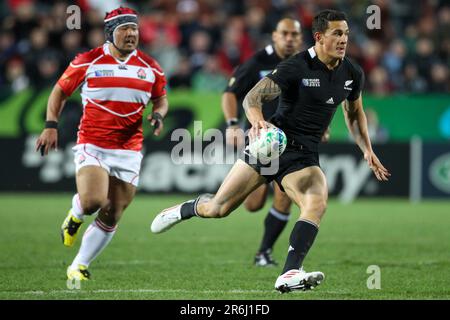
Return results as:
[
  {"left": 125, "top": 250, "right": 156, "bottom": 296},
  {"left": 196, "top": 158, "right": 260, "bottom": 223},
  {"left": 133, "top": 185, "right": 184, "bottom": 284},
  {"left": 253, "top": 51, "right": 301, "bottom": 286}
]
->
[{"left": 0, "top": 193, "right": 449, "bottom": 300}]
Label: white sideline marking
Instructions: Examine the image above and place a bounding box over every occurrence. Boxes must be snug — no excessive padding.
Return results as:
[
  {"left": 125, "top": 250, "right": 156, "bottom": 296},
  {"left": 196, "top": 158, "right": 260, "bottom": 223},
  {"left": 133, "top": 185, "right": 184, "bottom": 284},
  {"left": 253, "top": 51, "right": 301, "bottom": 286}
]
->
[
  {"left": 43, "top": 259, "right": 245, "bottom": 266},
  {"left": 2, "top": 288, "right": 270, "bottom": 295},
  {"left": 102, "top": 259, "right": 244, "bottom": 266}
]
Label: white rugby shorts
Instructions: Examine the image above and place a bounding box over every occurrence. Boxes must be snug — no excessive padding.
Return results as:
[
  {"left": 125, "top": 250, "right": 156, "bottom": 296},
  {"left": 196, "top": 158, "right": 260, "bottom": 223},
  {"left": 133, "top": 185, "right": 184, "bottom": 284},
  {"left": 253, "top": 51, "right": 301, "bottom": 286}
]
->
[{"left": 72, "top": 143, "right": 143, "bottom": 186}]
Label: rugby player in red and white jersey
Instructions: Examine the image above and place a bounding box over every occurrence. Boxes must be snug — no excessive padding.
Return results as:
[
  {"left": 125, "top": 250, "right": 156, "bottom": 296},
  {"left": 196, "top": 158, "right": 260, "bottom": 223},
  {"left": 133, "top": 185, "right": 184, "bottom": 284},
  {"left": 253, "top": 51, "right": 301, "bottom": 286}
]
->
[{"left": 35, "top": 7, "right": 168, "bottom": 281}]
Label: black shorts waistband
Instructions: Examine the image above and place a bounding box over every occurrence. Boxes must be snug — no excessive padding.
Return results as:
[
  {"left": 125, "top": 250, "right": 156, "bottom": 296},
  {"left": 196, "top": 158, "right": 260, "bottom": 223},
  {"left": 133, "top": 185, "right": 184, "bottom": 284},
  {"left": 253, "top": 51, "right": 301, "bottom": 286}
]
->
[
  {"left": 286, "top": 139, "right": 318, "bottom": 153},
  {"left": 288, "top": 139, "right": 304, "bottom": 151}
]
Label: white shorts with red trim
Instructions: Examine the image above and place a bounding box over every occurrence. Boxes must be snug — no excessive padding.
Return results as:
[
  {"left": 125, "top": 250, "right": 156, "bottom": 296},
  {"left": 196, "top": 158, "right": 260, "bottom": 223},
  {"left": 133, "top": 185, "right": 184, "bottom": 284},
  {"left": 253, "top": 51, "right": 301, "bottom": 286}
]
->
[{"left": 72, "top": 143, "right": 142, "bottom": 187}]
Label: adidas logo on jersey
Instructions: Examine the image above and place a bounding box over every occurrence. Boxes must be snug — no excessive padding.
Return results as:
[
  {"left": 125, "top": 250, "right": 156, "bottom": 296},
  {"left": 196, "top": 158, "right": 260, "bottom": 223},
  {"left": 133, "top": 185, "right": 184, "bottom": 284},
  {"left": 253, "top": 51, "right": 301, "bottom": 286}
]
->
[{"left": 326, "top": 97, "right": 334, "bottom": 104}]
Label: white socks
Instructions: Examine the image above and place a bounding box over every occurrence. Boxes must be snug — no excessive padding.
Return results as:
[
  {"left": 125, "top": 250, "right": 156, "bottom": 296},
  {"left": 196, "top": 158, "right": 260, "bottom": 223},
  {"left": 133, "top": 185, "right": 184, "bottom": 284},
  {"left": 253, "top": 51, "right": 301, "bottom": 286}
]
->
[
  {"left": 70, "top": 193, "right": 101, "bottom": 221},
  {"left": 70, "top": 219, "right": 117, "bottom": 269},
  {"left": 71, "top": 194, "right": 84, "bottom": 221}
]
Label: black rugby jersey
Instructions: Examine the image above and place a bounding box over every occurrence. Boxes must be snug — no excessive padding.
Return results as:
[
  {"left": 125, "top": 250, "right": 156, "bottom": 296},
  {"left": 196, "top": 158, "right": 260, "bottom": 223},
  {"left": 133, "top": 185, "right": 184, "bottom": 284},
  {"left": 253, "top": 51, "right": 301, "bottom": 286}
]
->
[
  {"left": 224, "top": 45, "right": 283, "bottom": 125},
  {"left": 267, "top": 46, "right": 364, "bottom": 152}
]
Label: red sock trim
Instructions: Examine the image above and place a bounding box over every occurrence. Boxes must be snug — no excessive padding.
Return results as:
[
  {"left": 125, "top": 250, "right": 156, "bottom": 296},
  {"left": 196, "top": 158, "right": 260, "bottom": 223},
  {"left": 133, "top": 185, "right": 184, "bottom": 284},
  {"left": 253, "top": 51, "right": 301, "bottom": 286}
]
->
[{"left": 95, "top": 218, "right": 117, "bottom": 232}]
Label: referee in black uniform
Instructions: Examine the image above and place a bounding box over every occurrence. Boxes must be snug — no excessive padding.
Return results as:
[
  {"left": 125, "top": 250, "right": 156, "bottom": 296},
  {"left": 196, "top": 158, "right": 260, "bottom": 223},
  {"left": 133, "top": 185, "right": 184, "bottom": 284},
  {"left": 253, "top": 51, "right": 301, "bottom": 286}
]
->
[
  {"left": 222, "top": 18, "right": 301, "bottom": 267},
  {"left": 151, "top": 10, "right": 390, "bottom": 293}
]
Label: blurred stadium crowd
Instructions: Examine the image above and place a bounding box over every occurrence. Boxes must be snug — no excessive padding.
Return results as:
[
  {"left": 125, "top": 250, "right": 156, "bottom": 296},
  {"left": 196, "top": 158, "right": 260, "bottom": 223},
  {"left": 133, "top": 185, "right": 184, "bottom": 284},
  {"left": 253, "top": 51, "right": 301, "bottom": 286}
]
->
[{"left": 0, "top": 0, "right": 448, "bottom": 97}]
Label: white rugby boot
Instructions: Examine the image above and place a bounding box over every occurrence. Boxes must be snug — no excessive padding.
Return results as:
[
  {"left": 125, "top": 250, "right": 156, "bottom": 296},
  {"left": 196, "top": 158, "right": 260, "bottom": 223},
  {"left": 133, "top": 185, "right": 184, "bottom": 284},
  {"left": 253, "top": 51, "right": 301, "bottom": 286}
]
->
[
  {"left": 151, "top": 200, "right": 194, "bottom": 233},
  {"left": 275, "top": 268, "right": 324, "bottom": 293}
]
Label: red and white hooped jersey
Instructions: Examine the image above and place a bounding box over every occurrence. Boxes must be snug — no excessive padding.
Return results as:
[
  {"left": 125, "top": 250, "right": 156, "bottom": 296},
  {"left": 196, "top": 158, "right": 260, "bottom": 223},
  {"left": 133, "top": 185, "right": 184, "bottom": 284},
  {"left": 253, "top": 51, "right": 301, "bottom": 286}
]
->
[{"left": 57, "top": 43, "right": 167, "bottom": 151}]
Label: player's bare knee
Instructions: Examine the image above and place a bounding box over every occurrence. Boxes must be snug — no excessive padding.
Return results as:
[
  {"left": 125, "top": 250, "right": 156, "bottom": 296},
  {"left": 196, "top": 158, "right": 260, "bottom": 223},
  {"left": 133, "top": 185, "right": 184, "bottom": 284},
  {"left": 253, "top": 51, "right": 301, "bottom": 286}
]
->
[
  {"left": 80, "top": 196, "right": 108, "bottom": 215},
  {"left": 300, "top": 198, "right": 327, "bottom": 221},
  {"left": 310, "top": 200, "right": 327, "bottom": 218}
]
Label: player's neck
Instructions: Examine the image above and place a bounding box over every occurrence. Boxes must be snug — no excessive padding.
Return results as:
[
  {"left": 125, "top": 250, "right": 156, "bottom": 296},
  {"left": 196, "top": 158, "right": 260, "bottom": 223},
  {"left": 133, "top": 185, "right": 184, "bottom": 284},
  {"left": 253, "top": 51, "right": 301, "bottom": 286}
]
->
[
  {"left": 313, "top": 44, "right": 340, "bottom": 70},
  {"left": 109, "top": 43, "right": 131, "bottom": 61},
  {"left": 274, "top": 46, "right": 287, "bottom": 60},
  {"left": 273, "top": 45, "right": 297, "bottom": 60}
]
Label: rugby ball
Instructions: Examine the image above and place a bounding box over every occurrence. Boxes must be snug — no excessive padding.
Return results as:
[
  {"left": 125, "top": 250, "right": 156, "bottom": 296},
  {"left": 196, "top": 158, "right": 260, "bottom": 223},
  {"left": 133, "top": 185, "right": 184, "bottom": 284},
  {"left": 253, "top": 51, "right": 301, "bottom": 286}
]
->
[{"left": 248, "top": 125, "right": 287, "bottom": 162}]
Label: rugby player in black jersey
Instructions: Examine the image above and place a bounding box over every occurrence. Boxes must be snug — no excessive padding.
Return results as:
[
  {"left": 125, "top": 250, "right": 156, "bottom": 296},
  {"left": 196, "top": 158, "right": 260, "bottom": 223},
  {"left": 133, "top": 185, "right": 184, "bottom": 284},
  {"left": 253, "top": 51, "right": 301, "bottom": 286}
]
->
[
  {"left": 151, "top": 10, "right": 390, "bottom": 293},
  {"left": 222, "top": 18, "right": 302, "bottom": 267}
]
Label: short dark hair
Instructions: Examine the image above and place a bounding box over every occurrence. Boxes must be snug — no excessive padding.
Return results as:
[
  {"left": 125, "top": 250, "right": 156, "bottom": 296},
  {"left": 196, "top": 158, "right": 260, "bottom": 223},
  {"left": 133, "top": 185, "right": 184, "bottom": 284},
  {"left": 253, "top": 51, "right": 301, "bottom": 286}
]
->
[{"left": 312, "top": 10, "right": 347, "bottom": 35}]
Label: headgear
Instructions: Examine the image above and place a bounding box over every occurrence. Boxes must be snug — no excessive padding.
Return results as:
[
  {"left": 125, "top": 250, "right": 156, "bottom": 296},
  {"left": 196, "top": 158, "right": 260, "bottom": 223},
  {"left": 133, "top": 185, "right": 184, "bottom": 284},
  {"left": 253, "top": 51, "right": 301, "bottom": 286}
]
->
[{"left": 104, "top": 7, "right": 138, "bottom": 45}]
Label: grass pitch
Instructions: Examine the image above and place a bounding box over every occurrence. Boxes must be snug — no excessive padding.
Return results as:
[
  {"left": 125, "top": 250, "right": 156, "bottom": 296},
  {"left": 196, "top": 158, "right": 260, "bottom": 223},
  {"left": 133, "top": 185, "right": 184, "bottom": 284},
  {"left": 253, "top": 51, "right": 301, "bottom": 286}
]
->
[{"left": 0, "top": 193, "right": 449, "bottom": 300}]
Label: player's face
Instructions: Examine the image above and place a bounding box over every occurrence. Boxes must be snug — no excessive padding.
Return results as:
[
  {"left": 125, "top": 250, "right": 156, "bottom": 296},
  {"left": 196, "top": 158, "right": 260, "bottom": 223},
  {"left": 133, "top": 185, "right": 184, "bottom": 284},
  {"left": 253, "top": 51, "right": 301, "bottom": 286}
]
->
[
  {"left": 114, "top": 24, "right": 139, "bottom": 53},
  {"left": 273, "top": 21, "right": 302, "bottom": 58},
  {"left": 321, "top": 20, "right": 349, "bottom": 59}
]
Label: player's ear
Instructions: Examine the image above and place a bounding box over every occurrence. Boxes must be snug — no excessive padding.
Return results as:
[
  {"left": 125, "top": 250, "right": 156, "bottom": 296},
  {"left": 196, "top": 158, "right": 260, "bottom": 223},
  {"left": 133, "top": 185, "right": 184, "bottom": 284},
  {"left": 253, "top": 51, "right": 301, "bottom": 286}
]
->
[
  {"left": 314, "top": 32, "right": 322, "bottom": 44},
  {"left": 272, "top": 31, "right": 277, "bottom": 43}
]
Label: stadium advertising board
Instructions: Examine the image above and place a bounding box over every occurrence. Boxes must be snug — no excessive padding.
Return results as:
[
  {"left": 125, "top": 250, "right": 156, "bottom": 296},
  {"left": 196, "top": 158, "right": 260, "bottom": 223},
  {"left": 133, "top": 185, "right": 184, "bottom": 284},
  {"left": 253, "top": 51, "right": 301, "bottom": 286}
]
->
[
  {"left": 319, "top": 143, "right": 410, "bottom": 201},
  {"left": 1, "top": 135, "right": 411, "bottom": 201},
  {"left": 0, "top": 90, "right": 448, "bottom": 200},
  {"left": 422, "top": 144, "right": 450, "bottom": 198}
]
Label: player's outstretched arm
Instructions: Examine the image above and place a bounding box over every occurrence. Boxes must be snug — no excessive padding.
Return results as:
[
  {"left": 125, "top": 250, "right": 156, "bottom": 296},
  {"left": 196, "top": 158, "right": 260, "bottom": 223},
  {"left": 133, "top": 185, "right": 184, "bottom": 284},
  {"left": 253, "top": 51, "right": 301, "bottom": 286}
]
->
[
  {"left": 243, "top": 77, "right": 281, "bottom": 139},
  {"left": 222, "top": 92, "right": 239, "bottom": 125},
  {"left": 35, "top": 84, "right": 68, "bottom": 156},
  {"left": 343, "top": 96, "right": 391, "bottom": 181},
  {"left": 222, "top": 92, "right": 244, "bottom": 147},
  {"left": 147, "top": 95, "right": 168, "bottom": 136}
]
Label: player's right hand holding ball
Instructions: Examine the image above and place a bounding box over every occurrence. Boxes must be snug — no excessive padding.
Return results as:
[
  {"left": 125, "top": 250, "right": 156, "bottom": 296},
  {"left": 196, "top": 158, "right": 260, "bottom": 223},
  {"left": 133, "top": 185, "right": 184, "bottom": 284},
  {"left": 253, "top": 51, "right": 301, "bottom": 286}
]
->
[{"left": 249, "top": 120, "right": 269, "bottom": 143}]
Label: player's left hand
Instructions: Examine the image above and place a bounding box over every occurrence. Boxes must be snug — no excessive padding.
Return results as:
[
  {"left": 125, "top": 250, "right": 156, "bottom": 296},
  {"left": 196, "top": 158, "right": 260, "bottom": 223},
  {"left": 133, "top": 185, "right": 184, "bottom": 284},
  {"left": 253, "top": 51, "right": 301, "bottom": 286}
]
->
[
  {"left": 321, "top": 127, "right": 330, "bottom": 143},
  {"left": 364, "top": 150, "right": 391, "bottom": 181},
  {"left": 147, "top": 112, "right": 164, "bottom": 136}
]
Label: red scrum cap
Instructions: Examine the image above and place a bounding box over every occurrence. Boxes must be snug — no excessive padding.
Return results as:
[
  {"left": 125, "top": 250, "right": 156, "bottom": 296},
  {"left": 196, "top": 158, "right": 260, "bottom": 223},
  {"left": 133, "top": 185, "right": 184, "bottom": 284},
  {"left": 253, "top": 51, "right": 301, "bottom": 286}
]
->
[{"left": 104, "top": 7, "right": 138, "bottom": 44}]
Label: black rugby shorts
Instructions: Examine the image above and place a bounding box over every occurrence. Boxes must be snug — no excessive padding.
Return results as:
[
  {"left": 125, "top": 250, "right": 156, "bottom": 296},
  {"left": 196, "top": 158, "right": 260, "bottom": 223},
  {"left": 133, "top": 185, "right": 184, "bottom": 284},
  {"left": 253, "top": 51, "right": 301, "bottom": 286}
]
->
[{"left": 242, "top": 141, "right": 320, "bottom": 191}]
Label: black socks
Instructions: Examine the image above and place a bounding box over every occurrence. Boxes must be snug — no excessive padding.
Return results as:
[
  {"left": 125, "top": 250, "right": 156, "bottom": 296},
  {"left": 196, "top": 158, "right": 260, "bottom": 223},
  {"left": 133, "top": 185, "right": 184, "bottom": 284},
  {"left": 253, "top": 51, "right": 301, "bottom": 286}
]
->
[
  {"left": 180, "top": 199, "right": 197, "bottom": 220},
  {"left": 258, "top": 208, "right": 290, "bottom": 253},
  {"left": 282, "top": 219, "right": 319, "bottom": 273}
]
